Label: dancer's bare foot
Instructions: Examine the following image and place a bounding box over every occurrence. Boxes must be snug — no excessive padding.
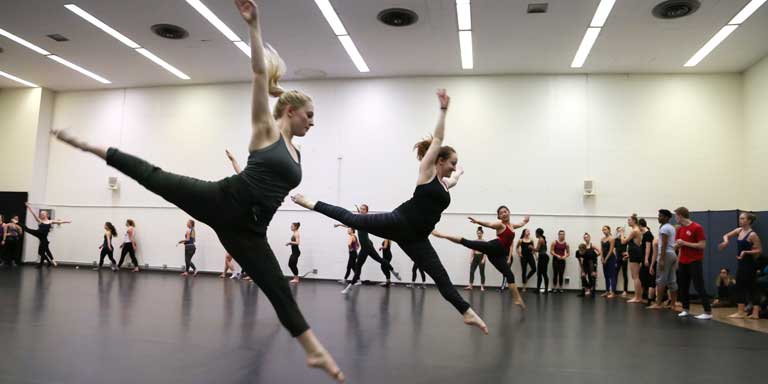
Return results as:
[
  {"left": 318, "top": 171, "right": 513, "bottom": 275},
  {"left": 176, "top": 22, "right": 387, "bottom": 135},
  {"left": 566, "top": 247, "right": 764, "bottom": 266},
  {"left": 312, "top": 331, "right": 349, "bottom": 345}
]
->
[
  {"left": 509, "top": 285, "right": 527, "bottom": 310},
  {"left": 480, "top": 286, "right": 485, "bottom": 292},
  {"left": 291, "top": 194, "right": 316, "bottom": 210},
  {"left": 306, "top": 348, "right": 345, "bottom": 383},
  {"left": 627, "top": 299, "right": 641, "bottom": 303},
  {"left": 462, "top": 308, "right": 489, "bottom": 335},
  {"left": 748, "top": 313, "right": 760, "bottom": 320},
  {"left": 180, "top": 272, "right": 188, "bottom": 276},
  {"left": 606, "top": 293, "right": 615, "bottom": 299},
  {"left": 132, "top": 267, "right": 139, "bottom": 272},
  {"left": 290, "top": 277, "right": 300, "bottom": 284},
  {"left": 647, "top": 304, "right": 663, "bottom": 310},
  {"left": 219, "top": 273, "right": 226, "bottom": 278},
  {"left": 464, "top": 285, "right": 473, "bottom": 290},
  {"left": 728, "top": 312, "right": 746, "bottom": 319}
]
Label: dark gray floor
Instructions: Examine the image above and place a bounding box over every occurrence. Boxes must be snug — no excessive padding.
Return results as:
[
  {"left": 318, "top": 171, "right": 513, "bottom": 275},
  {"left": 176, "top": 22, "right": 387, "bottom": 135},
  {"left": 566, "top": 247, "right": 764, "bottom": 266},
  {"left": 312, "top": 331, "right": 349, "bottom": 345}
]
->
[{"left": 0, "top": 266, "right": 765, "bottom": 384}]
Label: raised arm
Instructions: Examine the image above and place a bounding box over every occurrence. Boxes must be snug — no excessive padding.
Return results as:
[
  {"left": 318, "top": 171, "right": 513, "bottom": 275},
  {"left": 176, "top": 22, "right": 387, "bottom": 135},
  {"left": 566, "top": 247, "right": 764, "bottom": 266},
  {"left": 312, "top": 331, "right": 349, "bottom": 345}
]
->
[
  {"left": 718, "top": 228, "right": 741, "bottom": 250},
  {"left": 52, "top": 219, "right": 71, "bottom": 225},
  {"left": 417, "top": 90, "right": 450, "bottom": 184},
  {"left": 25, "top": 203, "right": 40, "bottom": 223},
  {"left": 236, "top": 0, "right": 280, "bottom": 151},
  {"left": 511, "top": 216, "right": 530, "bottom": 230},
  {"left": 467, "top": 217, "right": 503, "bottom": 231},
  {"left": 226, "top": 149, "right": 242, "bottom": 174},
  {"left": 443, "top": 166, "right": 464, "bottom": 189}
]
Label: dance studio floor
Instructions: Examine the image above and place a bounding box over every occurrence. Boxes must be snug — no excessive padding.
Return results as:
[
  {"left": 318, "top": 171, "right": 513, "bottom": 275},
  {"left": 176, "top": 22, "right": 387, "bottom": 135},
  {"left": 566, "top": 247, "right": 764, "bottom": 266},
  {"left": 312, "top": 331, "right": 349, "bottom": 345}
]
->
[{"left": 0, "top": 267, "right": 765, "bottom": 384}]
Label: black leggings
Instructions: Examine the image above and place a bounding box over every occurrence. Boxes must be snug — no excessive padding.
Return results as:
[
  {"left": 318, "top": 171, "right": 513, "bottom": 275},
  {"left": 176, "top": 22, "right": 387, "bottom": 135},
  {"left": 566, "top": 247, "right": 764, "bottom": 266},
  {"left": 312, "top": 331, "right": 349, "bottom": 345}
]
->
[
  {"left": 99, "top": 247, "right": 116, "bottom": 267},
  {"left": 314, "top": 201, "right": 470, "bottom": 314},
  {"left": 381, "top": 250, "right": 393, "bottom": 280},
  {"left": 537, "top": 254, "right": 550, "bottom": 291},
  {"left": 552, "top": 257, "right": 565, "bottom": 287},
  {"left": 469, "top": 253, "right": 486, "bottom": 285},
  {"left": 118, "top": 243, "right": 138, "bottom": 268},
  {"left": 184, "top": 245, "right": 197, "bottom": 272},
  {"left": 344, "top": 250, "right": 357, "bottom": 280},
  {"left": 288, "top": 249, "right": 300, "bottom": 276},
  {"left": 412, "top": 263, "right": 426, "bottom": 282},
  {"left": 105, "top": 148, "right": 309, "bottom": 337},
  {"left": 458, "top": 238, "right": 516, "bottom": 284},
  {"left": 349, "top": 243, "right": 393, "bottom": 284},
  {"left": 521, "top": 254, "right": 536, "bottom": 285},
  {"left": 735, "top": 257, "right": 759, "bottom": 306},
  {"left": 616, "top": 257, "right": 629, "bottom": 293},
  {"left": 581, "top": 259, "right": 596, "bottom": 291},
  {"left": 23, "top": 226, "right": 54, "bottom": 266},
  {"left": 679, "top": 260, "right": 712, "bottom": 312},
  {"left": 1, "top": 239, "right": 20, "bottom": 265}
]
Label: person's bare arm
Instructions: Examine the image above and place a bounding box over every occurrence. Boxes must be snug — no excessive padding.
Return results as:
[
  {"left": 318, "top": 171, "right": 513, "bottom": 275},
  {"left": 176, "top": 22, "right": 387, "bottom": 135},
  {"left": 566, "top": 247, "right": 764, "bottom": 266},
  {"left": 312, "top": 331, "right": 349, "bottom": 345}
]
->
[
  {"left": 226, "top": 149, "right": 242, "bottom": 174},
  {"left": 468, "top": 217, "right": 504, "bottom": 231},
  {"left": 417, "top": 90, "right": 450, "bottom": 184}
]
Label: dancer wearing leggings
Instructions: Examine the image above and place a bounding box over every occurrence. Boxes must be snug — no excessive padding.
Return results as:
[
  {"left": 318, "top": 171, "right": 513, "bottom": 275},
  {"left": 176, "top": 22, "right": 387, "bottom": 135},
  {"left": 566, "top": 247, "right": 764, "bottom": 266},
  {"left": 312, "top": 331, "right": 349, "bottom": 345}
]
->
[
  {"left": 94, "top": 222, "right": 118, "bottom": 271},
  {"left": 338, "top": 227, "right": 358, "bottom": 284},
  {"left": 577, "top": 233, "right": 600, "bottom": 297},
  {"left": 219, "top": 149, "right": 243, "bottom": 279},
  {"left": 286, "top": 222, "right": 301, "bottom": 284},
  {"left": 50, "top": 2, "right": 344, "bottom": 378},
  {"left": 614, "top": 227, "right": 629, "bottom": 297},
  {"left": 600, "top": 226, "right": 617, "bottom": 298},
  {"left": 334, "top": 206, "right": 401, "bottom": 294},
  {"left": 293, "top": 89, "right": 490, "bottom": 334},
  {"left": 379, "top": 239, "right": 393, "bottom": 286},
  {"left": 24, "top": 203, "right": 71, "bottom": 268},
  {"left": 718, "top": 212, "right": 763, "bottom": 319},
  {"left": 516, "top": 228, "right": 536, "bottom": 292},
  {"left": 535, "top": 228, "right": 549, "bottom": 294},
  {"left": 178, "top": 220, "right": 197, "bottom": 276},
  {"left": 639, "top": 218, "right": 656, "bottom": 303},
  {"left": 407, "top": 262, "right": 427, "bottom": 288},
  {"left": 1, "top": 215, "right": 23, "bottom": 267},
  {"left": 622, "top": 214, "right": 644, "bottom": 303},
  {"left": 118, "top": 219, "right": 140, "bottom": 272},
  {"left": 431, "top": 206, "right": 529, "bottom": 307},
  {"left": 465, "top": 226, "right": 486, "bottom": 291},
  {"left": 550, "top": 230, "right": 569, "bottom": 293}
]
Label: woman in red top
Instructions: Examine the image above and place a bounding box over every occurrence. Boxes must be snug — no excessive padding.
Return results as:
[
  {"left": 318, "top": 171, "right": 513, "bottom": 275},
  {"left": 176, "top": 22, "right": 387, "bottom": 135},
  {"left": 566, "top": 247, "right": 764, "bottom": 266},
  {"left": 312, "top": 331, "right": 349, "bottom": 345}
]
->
[
  {"left": 550, "top": 230, "right": 570, "bottom": 293},
  {"left": 432, "top": 206, "right": 528, "bottom": 308}
]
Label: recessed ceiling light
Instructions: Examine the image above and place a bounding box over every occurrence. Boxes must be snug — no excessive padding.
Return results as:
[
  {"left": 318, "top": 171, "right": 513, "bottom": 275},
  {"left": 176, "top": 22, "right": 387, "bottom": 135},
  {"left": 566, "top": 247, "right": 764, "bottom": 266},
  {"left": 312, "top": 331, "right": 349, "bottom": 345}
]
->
[
  {"left": 571, "top": 0, "right": 615, "bottom": 68},
  {"left": 185, "top": 0, "right": 251, "bottom": 57},
  {"left": 0, "top": 69, "right": 38, "bottom": 87},
  {"left": 313, "top": 0, "right": 370, "bottom": 72}
]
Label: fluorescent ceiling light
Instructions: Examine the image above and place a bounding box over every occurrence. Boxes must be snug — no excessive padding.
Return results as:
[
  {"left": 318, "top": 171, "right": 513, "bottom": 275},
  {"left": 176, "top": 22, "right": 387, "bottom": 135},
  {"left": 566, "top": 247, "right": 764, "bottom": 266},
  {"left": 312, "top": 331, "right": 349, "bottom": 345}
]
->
[
  {"left": 186, "top": 0, "right": 241, "bottom": 41},
  {"left": 314, "top": 0, "right": 348, "bottom": 36},
  {"left": 234, "top": 41, "right": 251, "bottom": 57},
  {"left": 0, "top": 69, "right": 38, "bottom": 87},
  {"left": 135, "top": 49, "right": 190, "bottom": 79},
  {"left": 571, "top": 27, "right": 601, "bottom": 68},
  {"left": 728, "top": 0, "right": 767, "bottom": 25},
  {"left": 0, "top": 27, "right": 51, "bottom": 55},
  {"left": 456, "top": 0, "right": 472, "bottom": 31},
  {"left": 48, "top": 55, "right": 111, "bottom": 84},
  {"left": 338, "top": 35, "right": 369, "bottom": 72},
  {"left": 64, "top": 4, "right": 140, "bottom": 49},
  {"left": 590, "top": 0, "right": 616, "bottom": 27},
  {"left": 458, "top": 30, "right": 473, "bottom": 69},
  {"left": 684, "top": 25, "right": 738, "bottom": 67}
]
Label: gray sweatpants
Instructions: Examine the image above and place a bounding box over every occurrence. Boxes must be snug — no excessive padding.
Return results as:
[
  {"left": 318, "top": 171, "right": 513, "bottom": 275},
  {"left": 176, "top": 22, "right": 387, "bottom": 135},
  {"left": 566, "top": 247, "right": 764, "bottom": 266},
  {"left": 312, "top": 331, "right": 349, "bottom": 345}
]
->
[{"left": 655, "top": 251, "right": 678, "bottom": 291}]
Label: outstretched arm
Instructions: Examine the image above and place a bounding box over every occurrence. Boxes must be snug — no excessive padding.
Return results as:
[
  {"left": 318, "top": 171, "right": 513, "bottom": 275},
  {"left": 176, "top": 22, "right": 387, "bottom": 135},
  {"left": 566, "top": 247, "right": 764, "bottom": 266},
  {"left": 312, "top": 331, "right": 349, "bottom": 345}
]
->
[
  {"left": 25, "top": 203, "right": 40, "bottom": 223},
  {"left": 467, "top": 217, "right": 504, "bottom": 231},
  {"left": 52, "top": 219, "right": 72, "bottom": 225},
  {"left": 236, "top": 0, "right": 279, "bottom": 152},
  {"left": 511, "top": 216, "right": 530, "bottom": 230},
  {"left": 718, "top": 228, "right": 740, "bottom": 250},
  {"left": 443, "top": 166, "right": 464, "bottom": 189},
  {"left": 417, "top": 90, "right": 450, "bottom": 184},
  {"left": 226, "top": 149, "right": 242, "bottom": 174}
]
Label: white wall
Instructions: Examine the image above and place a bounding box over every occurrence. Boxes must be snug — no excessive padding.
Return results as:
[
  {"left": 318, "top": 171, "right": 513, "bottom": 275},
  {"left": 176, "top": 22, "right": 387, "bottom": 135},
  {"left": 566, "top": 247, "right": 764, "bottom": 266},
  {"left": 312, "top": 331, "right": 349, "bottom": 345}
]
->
[
  {"left": 744, "top": 55, "right": 768, "bottom": 211},
  {"left": 0, "top": 88, "right": 43, "bottom": 192},
  {"left": 31, "top": 73, "right": 746, "bottom": 290}
]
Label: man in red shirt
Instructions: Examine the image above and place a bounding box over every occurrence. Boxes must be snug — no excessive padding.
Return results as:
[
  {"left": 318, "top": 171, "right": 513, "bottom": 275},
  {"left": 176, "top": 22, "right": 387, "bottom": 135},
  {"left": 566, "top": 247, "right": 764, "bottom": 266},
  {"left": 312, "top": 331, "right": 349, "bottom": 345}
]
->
[{"left": 673, "top": 207, "right": 712, "bottom": 320}]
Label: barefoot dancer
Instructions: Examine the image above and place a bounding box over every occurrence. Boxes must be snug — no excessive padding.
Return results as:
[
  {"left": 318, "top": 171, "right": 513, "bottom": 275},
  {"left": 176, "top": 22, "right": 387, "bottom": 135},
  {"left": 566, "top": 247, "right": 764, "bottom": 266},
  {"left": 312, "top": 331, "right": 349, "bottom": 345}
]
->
[
  {"left": 50, "top": 1, "right": 344, "bottom": 380},
  {"left": 293, "top": 90, "right": 489, "bottom": 335},
  {"left": 24, "top": 203, "right": 71, "bottom": 268}
]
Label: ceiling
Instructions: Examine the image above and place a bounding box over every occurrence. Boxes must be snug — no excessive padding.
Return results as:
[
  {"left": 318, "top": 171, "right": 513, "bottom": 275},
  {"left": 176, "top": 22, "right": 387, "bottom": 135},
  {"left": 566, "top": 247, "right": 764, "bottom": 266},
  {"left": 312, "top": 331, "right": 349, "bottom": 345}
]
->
[{"left": 0, "top": 0, "right": 767, "bottom": 91}]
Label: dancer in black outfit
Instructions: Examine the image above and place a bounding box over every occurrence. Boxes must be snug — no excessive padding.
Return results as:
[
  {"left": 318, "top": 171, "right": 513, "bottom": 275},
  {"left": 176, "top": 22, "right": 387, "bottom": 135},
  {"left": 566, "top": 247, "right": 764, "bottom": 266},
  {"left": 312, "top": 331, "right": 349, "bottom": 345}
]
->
[
  {"left": 639, "top": 218, "right": 656, "bottom": 303},
  {"left": 334, "top": 205, "right": 401, "bottom": 294},
  {"left": 293, "top": 89, "right": 489, "bottom": 334},
  {"left": 718, "top": 212, "right": 763, "bottom": 319},
  {"left": 622, "top": 214, "right": 644, "bottom": 303},
  {"left": 516, "top": 229, "right": 536, "bottom": 292},
  {"left": 465, "top": 227, "right": 486, "bottom": 291},
  {"left": 614, "top": 227, "right": 630, "bottom": 297},
  {"left": 94, "top": 222, "right": 118, "bottom": 271},
  {"left": 535, "top": 228, "right": 549, "bottom": 294},
  {"left": 286, "top": 222, "right": 301, "bottom": 284},
  {"left": 379, "top": 239, "right": 394, "bottom": 286},
  {"left": 407, "top": 262, "right": 427, "bottom": 288},
  {"left": 178, "top": 220, "right": 197, "bottom": 277},
  {"left": 50, "top": 1, "right": 344, "bottom": 379},
  {"left": 576, "top": 233, "right": 600, "bottom": 297},
  {"left": 24, "top": 203, "right": 71, "bottom": 268},
  {"left": 338, "top": 227, "right": 358, "bottom": 284},
  {"left": 118, "top": 219, "right": 140, "bottom": 272},
  {"left": 1, "top": 215, "right": 23, "bottom": 267}
]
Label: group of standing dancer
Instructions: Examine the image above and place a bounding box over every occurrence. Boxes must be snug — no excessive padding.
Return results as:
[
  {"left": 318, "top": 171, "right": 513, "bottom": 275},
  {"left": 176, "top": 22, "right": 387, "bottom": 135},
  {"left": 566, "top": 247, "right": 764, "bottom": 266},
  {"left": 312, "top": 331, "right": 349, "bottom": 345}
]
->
[{"left": 0, "top": 214, "right": 24, "bottom": 268}]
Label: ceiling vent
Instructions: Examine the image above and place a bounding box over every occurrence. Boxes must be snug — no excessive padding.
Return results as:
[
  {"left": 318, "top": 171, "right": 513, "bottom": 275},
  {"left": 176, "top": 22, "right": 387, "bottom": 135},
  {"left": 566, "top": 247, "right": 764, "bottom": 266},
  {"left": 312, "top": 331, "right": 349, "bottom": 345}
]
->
[
  {"left": 377, "top": 8, "right": 418, "bottom": 27},
  {"left": 47, "top": 34, "right": 69, "bottom": 42},
  {"left": 652, "top": 0, "right": 701, "bottom": 19},
  {"left": 527, "top": 3, "right": 549, "bottom": 14},
  {"left": 151, "top": 24, "right": 189, "bottom": 40}
]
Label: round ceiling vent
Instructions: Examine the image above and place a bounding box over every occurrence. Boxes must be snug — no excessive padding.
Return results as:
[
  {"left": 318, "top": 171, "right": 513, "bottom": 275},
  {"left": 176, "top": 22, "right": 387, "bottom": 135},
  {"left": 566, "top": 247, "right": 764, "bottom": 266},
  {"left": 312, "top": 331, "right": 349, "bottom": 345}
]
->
[
  {"left": 652, "top": 0, "right": 701, "bottom": 19},
  {"left": 377, "top": 8, "right": 419, "bottom": 27},
  {"left": 151, "top": 24, "right": 189, "bottom": 40}
]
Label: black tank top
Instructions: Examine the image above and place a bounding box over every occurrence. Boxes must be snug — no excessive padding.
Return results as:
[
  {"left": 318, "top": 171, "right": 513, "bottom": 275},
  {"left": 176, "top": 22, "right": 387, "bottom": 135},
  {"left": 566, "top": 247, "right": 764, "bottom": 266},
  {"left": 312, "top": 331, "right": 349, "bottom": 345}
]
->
[
  {"left": 521, "top": 240, "right": 534, "bottom": 258},
  {"left": 239, "top": 135, "right": 302, "bottom": 235},
  {"left": 737, "top": 230, "right": 753, "bottom": 255},
  {"left": 395, "top": 176, "right": 450, "bottom": 236},
  {"left": 102, "top": 234, "right": 111, "bottom": 249},
  {"left": 614, "top": 237, "right": 627, "bottom": 254},
  {"left": 538, "top": 239, "right": 547, "bottom": 254},
  {"left": 584, "top": 245, "right": 598, "bottom": 262},
  {"left": 39, "top": 223, "right": 52, "bottom": 241},
  {"left": 641, "top": 230, "right": 654, "bottom": 255},
  {"left": 601, "top": 240, "right": 612, "bottom": 258}
]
